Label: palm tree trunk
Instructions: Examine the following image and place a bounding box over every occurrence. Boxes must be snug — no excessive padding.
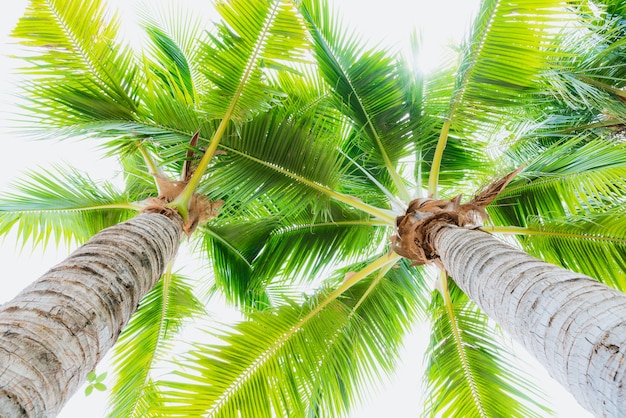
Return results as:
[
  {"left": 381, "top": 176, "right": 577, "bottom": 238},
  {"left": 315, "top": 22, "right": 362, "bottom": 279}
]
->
[
  {"left": 433, "top": 225, "right": 626, "bottom": 417},
  {"left": 0, "top": 212, "right": 182, "bottom": 417}
]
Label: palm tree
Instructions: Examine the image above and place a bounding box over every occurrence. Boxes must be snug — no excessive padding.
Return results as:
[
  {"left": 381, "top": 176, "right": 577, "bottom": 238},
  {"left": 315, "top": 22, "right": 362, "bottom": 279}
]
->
[{"left": 1, "top": 0, "right": 625, "bottom": 417}]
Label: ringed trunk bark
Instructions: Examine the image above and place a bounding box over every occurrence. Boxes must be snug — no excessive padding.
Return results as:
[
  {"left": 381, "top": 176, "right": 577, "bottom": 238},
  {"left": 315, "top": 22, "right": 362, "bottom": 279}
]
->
[
  {"left": 0, "top": 213, "right": 182, "bottom": 417},
  {"left": 434, "top": 225, "right": 626, "bottom": 417}
]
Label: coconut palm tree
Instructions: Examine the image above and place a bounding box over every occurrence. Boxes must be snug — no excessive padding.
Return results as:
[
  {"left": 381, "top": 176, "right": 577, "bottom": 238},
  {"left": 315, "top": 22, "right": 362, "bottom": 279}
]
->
[{"left": 1, "top": 0, "right": 625, "bottom": 417}]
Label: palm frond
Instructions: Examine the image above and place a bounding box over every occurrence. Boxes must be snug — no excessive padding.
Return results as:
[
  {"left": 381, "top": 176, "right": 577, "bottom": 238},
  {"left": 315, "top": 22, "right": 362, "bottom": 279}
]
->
[
  {"left": 153, "top": 256, "right": 427, "bottom": 417},
  {"left": 423, "top": 287, "right": 551, "bottom": 417},
  {"left": 0, "top": 165, "right": 137, "bottom": 247},
  {"left": 417, "top": 65, "right": 488, "bottom": 190},
  {"left": 136, "top": 55, "right": 205, "bottom": 139},
  {"left": 108, "top": 269, "right": 205, "bottom": 418},
  {"left": 204, "top": 203, "right": 387, "bottom": 310},
  {"left": 552, "top": 1, "right": 626, "bottom": 104},
  {"left": 138, "top": 1, "right": 211, "bottom": 98},
  {"left": 197, "top": 0, "right": 309, "bottom": 121},
  {"left": 298, "top": 0, "right": 414, "bottom": 199},
  {"left": 247, "top": 211, "right": 386, "bottom": 298},
  {"left": 492, "top": 136, "right": 626, "bottom": 226},
  {"left": 498, "top": 208, "right": 626, "bottom": 291},
  {"left": 144, "top": 25, "right": 196, "bottom": 103},
  {"left": 118, "top": 150, "right": 160, "bottom": 201},
  {"left": 211, "top": 108, "right": 348, "bottom": 214},
  {"left": 450, "top": 0, "right": 568, "bottom": 127},
  {"left": 11, "top": 0, "right": 139, "bottom": 126},
  {"left": 202, "top": 217, "right": 280, "bottom": 309}
]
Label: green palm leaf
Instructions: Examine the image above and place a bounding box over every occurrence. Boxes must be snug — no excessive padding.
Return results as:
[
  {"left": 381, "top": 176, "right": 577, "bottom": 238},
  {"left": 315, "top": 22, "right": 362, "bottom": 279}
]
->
[
  {"left": 203, "top": 217, "right": 280, "bottom": 308},
  {"left": 492, "top": 136, "right": 626, "bottom": 226},
  {"left": 427, "top": 0, "right": 568, "bottom": 195},
  {"left": 499, "top": 209, "right": 626, "bottom": 291},
  {"left": 213, "top": 110, "right": 346, "bottom": 212},
  {"left": 109, "top": 269, "right": 205, "bottom": 418},
  {"left": 451, "top": 0, "right": 566, "bottom": 121},
  {"left": 298, "top": 0, "right": 413, "bottom": 199},
  {"left": 153, "top": 255, "right": 429, "bottom": 417},
  {"left": 251, "top": 213, "right": 384, "bottom": 286},
  {"left": 0, "top": 165, "right": 137, "bottom": 247},
  {"left": 543, "top": 2, "right": 626, "bottom": 116},
  {"left": 135, "top": 21, "right": 206, "bottom": 136},
  {"left": 206, "top": 71, "right": 395, "bottom": 222},
  {"left": 197, "top": 0, "right": 309, "bottom": 122},
  {"left": 245, "top": 211, "right": 386, "bottom": 301},
  {"left": 417, "top": 64, "right": 488, "bottom": 189},
  {"left": 204, "top": 205, "right": 386, "bottom": 309},
  {"left": 423, "top": 286, "right": 551, "bottom": 417},
  {"left": 12, "top": 0, "right": 138, "bottom": 127},
  {"left": 144, "top": 25, "right": 196, "bottom": 101}
]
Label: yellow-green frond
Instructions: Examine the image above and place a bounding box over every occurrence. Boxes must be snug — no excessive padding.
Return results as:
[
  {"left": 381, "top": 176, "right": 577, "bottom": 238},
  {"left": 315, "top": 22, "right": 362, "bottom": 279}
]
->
[
  {"left": 423, "top": 288, "right": 551, "bottom": 417},
  {"left": 12, "top": 0, "right": 139, "bottom": 126},
  {"left": 197, "top": 0, "right": 309, "bottom": 121},
  {"left": 0, "top": 165, "right": 137, "bottom": 248},
  {"left": 152, "top": 259, "right": 426, "bottom": 418},
  {"left": 108, "top": 271, "right": 205, "bottom": 418}
]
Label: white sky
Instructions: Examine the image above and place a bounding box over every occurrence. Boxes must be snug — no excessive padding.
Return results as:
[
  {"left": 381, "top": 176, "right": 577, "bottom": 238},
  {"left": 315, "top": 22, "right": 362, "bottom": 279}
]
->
[{"left": 0, "top": 1, "right": 592, "bottom": 417}]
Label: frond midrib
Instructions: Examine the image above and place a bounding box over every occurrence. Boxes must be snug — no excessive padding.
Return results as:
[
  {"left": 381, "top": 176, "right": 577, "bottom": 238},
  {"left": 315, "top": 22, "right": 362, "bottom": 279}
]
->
[
  {"left": 273, "top": 219, "right": 387, "bottom": 235},
  {"left": 447, "top": 0, "right": 499, "bottom": 120},
  {"left": 176, "top": 0, "right": 282, "bottom": 204},
  {"left": 440, "top": 279, "right": 487, "bottom": 418},
  {"left": 218, "top": 143, "right": 396, "bottom": 223},
  {"left": 491, "top": 225, "right": 626, "bottom": 244},
  {"left": 0, "top": 203, "right": 140, "bottom": 214},
  {"left": 501, "top": 166, "right": 626, "bottom": 196},
  {"left": 126, "top": 264, "right": 174, "bottom": 418},
  {"left": 301, "top": 6, "right": 409, "bottom": 200},
  {"left": 46, "top": 0, "right": 137, "bottom": 111},
  {"left": 205, "top": 228, "right": 253, "bottom": 269}
]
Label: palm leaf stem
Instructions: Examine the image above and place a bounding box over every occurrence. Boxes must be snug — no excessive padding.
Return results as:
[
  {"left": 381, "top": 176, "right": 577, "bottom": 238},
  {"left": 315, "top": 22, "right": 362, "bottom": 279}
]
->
[
  {"left": 219, "top": 144, "right": 397, "bottom": 223},
  {"left": 488, "top": 225, "right": 626, "bottom": 244},
  {"left": 282, "top": 220, "right": 388, "bottom": 232},
  {"left": 556, "top": 119, "right": 625, "bottom": 133},
  {"left": 351, "top": 265, "right": 391, "bottom": 313},
  {"left": 427, "top": 0, "right": 512, "bottom": 198},
  {"left": 309, "top": 253, "right": 399, "bottom": 324},
  {"left": 368, "top": 128, "right": 411, "bottom": 203},
  {"left": 136, "top": 140, "right": 170, "bottom": 197},
  {"left": 172, "top": 2, "right": 282, "bottom": 218},
  {"left": 6, "top": 203, "right": 142, "bottom": 214},
  {"left": 136, "top": 140, "right": 165, "bottom": 177},
  {"left": 171, "top": 109, "right": 230, "bottom": 220},
  {"left": 207, "top": 252, "right": 401, "bottom": 415},
  {"left": 576, "top": 75, "right": 626, "bottom": 99},
  {"left": 427, "top": 119, "right": 452, "bottom": 198},
  {"left": 438, "top": 269, "right": 487, "bottom": 418}
]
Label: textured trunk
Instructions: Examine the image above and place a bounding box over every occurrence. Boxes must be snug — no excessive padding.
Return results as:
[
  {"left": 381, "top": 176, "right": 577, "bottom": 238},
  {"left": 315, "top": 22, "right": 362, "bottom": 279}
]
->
[
  {"left": 0, "top": 213, "right": 182, "bottom": 417},
  {"left": 434, "top": 226, "right": 626, "bottom": 417}
]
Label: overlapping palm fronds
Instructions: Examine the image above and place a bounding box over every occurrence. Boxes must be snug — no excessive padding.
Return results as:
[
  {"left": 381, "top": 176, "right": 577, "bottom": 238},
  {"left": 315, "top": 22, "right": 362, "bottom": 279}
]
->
[
  {"left": 152, "top": 257, "right": 427, "bottom": 417},
  {"left": 4, "top": 0, "right": 626, "bottom": 417}
]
